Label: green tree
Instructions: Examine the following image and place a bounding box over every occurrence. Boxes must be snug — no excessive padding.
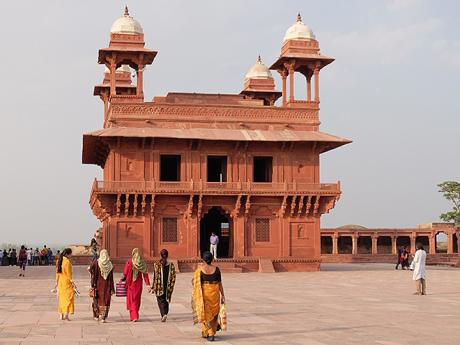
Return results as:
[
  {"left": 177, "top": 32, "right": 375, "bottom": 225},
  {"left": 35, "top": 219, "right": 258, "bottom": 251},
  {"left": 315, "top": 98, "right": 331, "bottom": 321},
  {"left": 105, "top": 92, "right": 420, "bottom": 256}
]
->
[{"left": 438, "top": 181, "right": 460, "bottom": 225}]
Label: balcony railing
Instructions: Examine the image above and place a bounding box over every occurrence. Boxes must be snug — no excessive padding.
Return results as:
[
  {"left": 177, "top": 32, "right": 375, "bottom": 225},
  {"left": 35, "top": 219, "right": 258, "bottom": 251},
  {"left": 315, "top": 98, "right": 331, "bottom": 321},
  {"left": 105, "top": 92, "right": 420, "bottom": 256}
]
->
[{"left": 91, "top": 179, "right": 340, "bottom": 195}]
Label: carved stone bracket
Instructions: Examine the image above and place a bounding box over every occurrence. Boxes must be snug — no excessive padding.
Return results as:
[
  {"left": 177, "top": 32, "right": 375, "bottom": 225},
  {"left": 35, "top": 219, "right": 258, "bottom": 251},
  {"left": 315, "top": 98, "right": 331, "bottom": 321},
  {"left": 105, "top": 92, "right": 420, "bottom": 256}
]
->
[
  {"left": 290, "top": 195, "right": 297, "bottom": 217},
  {"left": 141, "top": 194, "right": 146, "bottom": 215},
  {"left": 150, "top": 194, "right": 156, "bottom": 218},
  {"left": 116, "top": 194, "right": 121, "bottom": 217},
  {"left": 232, "top": 194, "right": 242, "bottom": 218},
  {"left": 197, "top": 194, "right": 203, "bottom": 219},
  {"left": 245, "top": 195, "right": 251, "bottom": 217},
  {"left": 279, "top": 195, "right": 288, "bottom": 217}
]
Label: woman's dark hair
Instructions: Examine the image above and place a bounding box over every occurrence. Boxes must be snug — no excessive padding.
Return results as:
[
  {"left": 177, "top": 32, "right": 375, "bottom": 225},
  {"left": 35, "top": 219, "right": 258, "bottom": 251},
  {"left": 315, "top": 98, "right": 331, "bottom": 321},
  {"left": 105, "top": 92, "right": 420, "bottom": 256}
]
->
[
  {"left": 416, "top": 243, "right": 424, "bottom": 251},
  {"left": 90, "top": 238, "right": 97, "bottom": 246},
  {"left": 160, "top": 249, "right": 168, "bottom": 265},
  {"left": 56, "top": 248, "right": 72, "bottom": 273},
  {"left": 20, "top": 245, "right": 25, "bottom": 250},
  {"left": 202, "top": 251, "right": 214, "bottom": 265}
]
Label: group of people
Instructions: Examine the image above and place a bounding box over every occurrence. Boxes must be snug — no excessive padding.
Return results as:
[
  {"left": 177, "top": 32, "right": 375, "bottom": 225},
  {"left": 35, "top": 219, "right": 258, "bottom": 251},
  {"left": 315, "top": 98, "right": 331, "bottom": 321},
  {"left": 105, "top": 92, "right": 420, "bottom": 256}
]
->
[
  {"left": 53, "top": 246, "right": 226, "bottom": 341},
  {"left": 395, "top": 245, "right": 411, "bottom": 270},
  {"left": 1, "top": 245, "right": 56, "bottom": 269},
  {"left": 395, "top": 243, "right": 427, "bottom": 295}
]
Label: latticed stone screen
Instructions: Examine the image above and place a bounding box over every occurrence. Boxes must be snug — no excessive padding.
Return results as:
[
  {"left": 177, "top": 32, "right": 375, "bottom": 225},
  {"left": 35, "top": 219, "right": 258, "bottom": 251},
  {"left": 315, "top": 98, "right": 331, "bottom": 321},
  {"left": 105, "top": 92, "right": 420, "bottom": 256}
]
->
[
  {"left": 255, "top": 218, "right": 270, "bottom": 242},
  {"left": 162, "top": 217, "right": 177, "bottom": 242}
]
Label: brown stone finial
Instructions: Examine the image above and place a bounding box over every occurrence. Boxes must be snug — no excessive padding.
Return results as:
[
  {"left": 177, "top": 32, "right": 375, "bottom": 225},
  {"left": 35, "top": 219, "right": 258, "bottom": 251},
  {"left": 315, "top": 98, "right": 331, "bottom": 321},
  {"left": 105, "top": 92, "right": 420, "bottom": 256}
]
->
[
  {"left": 297, "top": 13, "right": 302, "bottom": 22},
  {"left": 124, "top": 6, "right": 129, "bottom": 16},
  {"left": 257, "top": 54, "right": 262, "bottom": 63}
]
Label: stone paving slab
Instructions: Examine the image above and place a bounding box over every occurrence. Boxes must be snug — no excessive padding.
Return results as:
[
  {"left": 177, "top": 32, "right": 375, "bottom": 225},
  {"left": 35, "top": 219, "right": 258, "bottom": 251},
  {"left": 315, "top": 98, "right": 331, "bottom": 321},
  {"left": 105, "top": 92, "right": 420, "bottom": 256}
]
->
[{"left": 0, "top": 264, "right": 460, "bottom": 344}]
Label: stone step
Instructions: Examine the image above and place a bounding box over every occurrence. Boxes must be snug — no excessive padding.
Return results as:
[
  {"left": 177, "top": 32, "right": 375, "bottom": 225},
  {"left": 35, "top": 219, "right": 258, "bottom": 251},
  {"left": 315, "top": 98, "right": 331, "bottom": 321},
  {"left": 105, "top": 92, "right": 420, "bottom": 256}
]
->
[{"left": 258, "top": 258, "right": 275, "bottom": 273}]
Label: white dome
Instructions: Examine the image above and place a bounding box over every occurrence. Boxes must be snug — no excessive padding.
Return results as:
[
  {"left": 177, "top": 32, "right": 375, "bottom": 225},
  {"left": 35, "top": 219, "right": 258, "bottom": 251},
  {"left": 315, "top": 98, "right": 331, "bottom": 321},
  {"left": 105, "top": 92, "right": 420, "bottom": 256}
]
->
[
  {"left": 244, "top": 56, "right": 272, "bottom": 80},
  {"left": 110, "top": 7, "right": 143, "bottom": 35},
  {"left": 104, "top": 64, "right": 131, "bottom": 74},
  {"left": 283, "top": 13, "right": 315, "bottom": 42}
]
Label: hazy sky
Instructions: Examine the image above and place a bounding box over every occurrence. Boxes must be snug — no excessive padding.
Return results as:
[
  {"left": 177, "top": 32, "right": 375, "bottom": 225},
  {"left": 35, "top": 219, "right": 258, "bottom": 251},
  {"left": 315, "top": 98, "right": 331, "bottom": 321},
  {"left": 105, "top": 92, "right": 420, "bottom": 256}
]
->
[{"left": 0, "top": 0, "right": 459, "bottom": 245}]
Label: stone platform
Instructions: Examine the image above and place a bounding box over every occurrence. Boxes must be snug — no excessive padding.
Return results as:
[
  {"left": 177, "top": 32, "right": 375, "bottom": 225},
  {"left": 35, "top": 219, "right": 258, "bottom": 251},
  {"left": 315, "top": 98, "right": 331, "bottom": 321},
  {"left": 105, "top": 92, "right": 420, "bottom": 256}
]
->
[{"left": 1, "top": 264, "right": 460, "bottom": 345}]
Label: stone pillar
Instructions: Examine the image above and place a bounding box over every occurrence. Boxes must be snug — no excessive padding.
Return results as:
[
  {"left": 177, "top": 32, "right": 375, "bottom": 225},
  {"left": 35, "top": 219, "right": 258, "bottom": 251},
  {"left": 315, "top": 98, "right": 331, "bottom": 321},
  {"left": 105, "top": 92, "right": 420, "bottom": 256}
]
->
[
  {"left": 109, "top": 59, "right": 116, "bottom": 96},
  {"left": 136, "top": 64, "right": 144, "bottom": 98},
  {"left": 371, "top": 235, "right": 378, "bottom": 254},
  {"left": 392, "top": 236, "right": 397, "bottom": 255},
  {"left": 352, "top": 235, "right": 358, "bottom": 255},
  {"left": 289, "top": 66, "right": 295, "bottom": 102},
  {"left": 410, "top": 233, "right": 416, "bottom": 254},
  {"left": 102, "top": 92, "right": 109, "bottom": 122},
  {"left": 233, "top": 215, "right": 246, "bottom": 258},
  {"left": 314, "top": 67, "right": 320, "bottom": 102},
  {"left": 281, "top": 72, "right": 287, "bottom": 106},
  {"left": 429, "top": 234, "right": 436, "bottom": 254},
  {"left": 332, "top": 233, "right": 338, "bottom": 255},
  {"left": 447, "top": 232, "right": 454, "bottom": 254},
  {"left": 306, "top": 75, "right": 312, "bottom": 101}
]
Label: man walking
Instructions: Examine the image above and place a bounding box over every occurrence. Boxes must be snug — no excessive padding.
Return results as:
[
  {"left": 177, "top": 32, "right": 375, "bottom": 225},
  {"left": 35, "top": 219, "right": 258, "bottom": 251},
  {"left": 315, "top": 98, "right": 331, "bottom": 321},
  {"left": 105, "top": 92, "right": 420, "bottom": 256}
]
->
[
  {"left": 412, "top": 243, "right": 427, "bottom": 295},
  {"left": 209, "top": 232, "right": 219, "bottom": 259}
]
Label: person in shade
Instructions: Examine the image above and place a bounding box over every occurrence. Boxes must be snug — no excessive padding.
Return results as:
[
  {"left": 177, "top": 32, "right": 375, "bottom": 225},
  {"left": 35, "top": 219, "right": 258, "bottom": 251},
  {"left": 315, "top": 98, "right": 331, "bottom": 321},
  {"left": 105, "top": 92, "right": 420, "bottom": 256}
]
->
[
  {"left": 90, "top": 238, "right": 98, "bottom": 262},
  {"left": 209, "top": 232, "right": 219, "bottom": 259},
  {"left": 191, "top": 251, "right": 226, "bottom": 342},
  {"left": 120, "top": 248, "right": 150, "bottom": 322},
  {"left": 412, "top": 243, "right": 427, "bottom": 295},
  {"left": 54, "top": 248, "right": 74, "bottom": 320},
  {"left": 89, "top": 249, "right": 115, "bottom": 323},
  {"left": 18, "top": 245, "right": 27, "bottom": 277},
  {"left": 150, "top": 249, "right": 176, "bottom": 322}
]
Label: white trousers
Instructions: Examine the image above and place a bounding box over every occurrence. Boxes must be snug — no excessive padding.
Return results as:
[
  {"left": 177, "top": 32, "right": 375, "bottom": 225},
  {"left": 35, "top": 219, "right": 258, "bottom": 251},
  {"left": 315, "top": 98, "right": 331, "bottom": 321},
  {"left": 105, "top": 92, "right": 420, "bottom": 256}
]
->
[{"left": 210, "top": 244, "right": 218, "bottom": 259}]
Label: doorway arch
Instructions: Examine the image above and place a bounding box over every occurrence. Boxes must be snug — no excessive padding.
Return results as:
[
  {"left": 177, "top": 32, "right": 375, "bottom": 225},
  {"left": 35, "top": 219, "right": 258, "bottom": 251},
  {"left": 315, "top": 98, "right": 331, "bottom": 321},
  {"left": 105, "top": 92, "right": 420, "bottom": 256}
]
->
[{"left": 200, "top": 207, "right": 232, "bottom": 258}]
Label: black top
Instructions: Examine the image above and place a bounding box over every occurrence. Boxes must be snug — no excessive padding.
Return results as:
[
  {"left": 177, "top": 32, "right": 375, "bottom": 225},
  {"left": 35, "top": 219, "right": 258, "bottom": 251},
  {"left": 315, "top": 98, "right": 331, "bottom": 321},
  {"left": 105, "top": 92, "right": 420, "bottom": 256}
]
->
[
  {"left": 200, "top": 266, "right": 221, "bottom": 284},
  {"left": 162, "top": 263, "right": 170, "bottom": 288}
]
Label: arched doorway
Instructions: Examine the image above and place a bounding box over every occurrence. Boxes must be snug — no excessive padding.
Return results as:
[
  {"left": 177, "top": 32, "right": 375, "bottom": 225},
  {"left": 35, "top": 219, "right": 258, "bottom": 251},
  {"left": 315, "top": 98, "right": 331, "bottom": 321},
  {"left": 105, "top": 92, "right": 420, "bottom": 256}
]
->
[
  {"left": 435, "top": 232, "right": 447, "bottom": 253},
  {"left": 200, "top": 207, "right": 232, "bottom": 258}
]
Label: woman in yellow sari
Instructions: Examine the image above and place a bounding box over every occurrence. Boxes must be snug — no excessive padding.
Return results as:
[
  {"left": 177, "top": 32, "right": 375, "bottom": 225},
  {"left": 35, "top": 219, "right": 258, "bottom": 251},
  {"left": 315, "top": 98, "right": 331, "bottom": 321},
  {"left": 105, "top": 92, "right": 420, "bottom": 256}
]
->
[
  {"left": 54, "top": 248, "right": 74, "bottom": 320},
  {"left": 191, "top": 251, "right": 226, "bottom": 341}
]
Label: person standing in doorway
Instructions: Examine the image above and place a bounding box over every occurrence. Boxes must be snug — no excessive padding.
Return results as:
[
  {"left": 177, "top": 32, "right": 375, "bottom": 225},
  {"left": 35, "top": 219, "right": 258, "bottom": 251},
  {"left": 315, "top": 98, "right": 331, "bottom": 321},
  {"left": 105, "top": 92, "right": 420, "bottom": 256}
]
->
[
  {"left": 150, "top": 249, "right": 176, "bottom": 322},
  {"left": 412, "top": 243, "right": 427, "bottom": 295},
  {"left": 210, "top": 232, "right": 219, "bottom": 259}
]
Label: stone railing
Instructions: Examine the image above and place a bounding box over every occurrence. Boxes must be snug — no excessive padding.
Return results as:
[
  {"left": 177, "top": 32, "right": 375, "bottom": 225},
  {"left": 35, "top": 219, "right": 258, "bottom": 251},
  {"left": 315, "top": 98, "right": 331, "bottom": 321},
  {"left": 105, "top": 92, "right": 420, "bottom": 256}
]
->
[{"left": 91, "top": 179, "right": 340, "bottom": 196}]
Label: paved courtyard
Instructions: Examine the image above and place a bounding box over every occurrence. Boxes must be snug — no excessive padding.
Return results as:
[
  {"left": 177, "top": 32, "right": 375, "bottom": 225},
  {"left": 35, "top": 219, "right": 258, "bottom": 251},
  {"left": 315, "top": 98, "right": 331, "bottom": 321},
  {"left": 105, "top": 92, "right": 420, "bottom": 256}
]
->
[{"left": 0, "top": 263, "right": 459, "bottom": 345}]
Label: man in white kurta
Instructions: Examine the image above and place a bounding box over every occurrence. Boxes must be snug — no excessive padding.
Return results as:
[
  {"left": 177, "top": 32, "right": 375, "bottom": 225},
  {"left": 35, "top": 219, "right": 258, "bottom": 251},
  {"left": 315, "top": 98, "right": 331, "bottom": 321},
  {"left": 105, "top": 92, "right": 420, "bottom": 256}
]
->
[{"left": 412, "top": 244, "right": 427, "bottom": 295}]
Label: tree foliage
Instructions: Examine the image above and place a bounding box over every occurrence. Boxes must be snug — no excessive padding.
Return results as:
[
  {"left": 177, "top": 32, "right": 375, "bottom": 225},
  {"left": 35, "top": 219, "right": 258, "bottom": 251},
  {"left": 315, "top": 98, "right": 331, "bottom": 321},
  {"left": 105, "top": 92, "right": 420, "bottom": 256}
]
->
[{"left": 438, "top": 181, "right": 460, "bottom": 225}]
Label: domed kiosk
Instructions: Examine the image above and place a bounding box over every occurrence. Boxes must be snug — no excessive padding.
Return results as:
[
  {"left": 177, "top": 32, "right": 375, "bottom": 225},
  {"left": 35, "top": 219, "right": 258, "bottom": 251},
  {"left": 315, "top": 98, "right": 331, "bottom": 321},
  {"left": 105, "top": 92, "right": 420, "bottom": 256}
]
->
[{"left": 240, "top": 56, "right": 281, "bottom": 105}]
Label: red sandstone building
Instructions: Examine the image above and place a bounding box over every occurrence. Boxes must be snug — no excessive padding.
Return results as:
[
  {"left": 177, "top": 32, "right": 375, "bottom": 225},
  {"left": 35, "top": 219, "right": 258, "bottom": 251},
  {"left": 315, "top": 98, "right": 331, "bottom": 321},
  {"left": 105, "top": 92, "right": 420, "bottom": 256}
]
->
[{"left": 82, "top": 9, "right": 351, "bottom": 271}]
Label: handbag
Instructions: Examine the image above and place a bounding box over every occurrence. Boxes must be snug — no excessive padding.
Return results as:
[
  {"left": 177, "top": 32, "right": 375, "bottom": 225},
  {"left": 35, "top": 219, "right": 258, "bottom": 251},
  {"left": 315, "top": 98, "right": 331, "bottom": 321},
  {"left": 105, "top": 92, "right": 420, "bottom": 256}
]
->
[
  {"left": 116, "top": 281, "right": 127, "bottom": 297},
  {"left": 88, "top": 288, "right": 96, "bottom": 298},
  {"left": 218, "top": 303, "right": 227, "bottom": 331}
]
